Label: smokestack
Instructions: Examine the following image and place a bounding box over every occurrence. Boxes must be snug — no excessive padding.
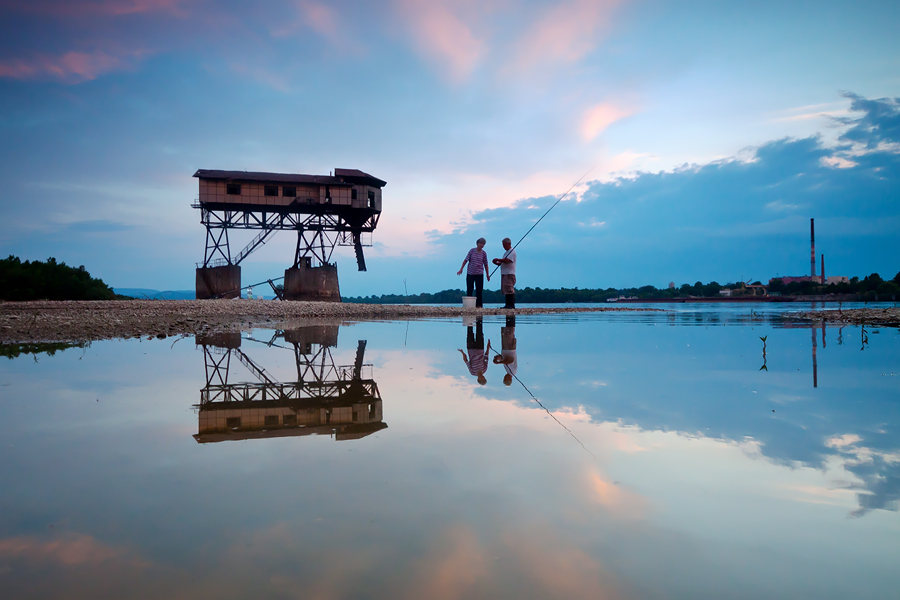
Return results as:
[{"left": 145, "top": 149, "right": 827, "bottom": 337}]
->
[
  {"left": 810, "top": 218, "right": 816, "bottom": 278},
  {"left": 821, "top": 254, "right": 825, "bottom": 285}
]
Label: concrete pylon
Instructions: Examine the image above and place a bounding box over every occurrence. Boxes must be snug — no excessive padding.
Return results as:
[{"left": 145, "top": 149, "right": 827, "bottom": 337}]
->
[
  {"left": 283, "top": 262, "right": 341, "bottom": 302},
  {"left": 196, "top": 265, "right": 241, "bottom": 299}
]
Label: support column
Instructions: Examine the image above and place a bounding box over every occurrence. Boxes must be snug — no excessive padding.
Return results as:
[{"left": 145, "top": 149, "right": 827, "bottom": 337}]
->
[
  {"left": 283, "top": 261, "right": 341, "bottom": 302},
  {"left": 196, "top": 265, "right": 241, "bottom": 299}
]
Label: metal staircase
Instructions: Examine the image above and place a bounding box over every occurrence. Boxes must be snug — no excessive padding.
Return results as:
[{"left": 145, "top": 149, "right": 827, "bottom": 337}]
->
[{"left": 233, "top": 228, "right": 277, "bottom": 266}]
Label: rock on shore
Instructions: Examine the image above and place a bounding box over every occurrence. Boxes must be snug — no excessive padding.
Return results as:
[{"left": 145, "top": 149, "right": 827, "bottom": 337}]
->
[
  {"left": 787, "top": 307, "right": 900, "bottom": 326},
  {"left": 0, "top": 300, "right": 658, "bottom": 344}
]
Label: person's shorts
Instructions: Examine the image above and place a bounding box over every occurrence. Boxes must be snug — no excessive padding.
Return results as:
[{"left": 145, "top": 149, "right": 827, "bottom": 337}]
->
[{"left": 501, "top": 274, "right": 516, "bottom": 295}]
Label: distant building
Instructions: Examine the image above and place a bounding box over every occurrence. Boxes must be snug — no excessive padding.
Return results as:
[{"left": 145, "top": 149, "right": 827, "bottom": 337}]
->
[
  {"left": 826, "top": 276, "right": 849, "bottom": 285},
  {"left": 770, "top": 275, "right": 816, "bottom": 285},
  {"left": 668, "top": 281, "right": 675, "bottom": 289},
  {"left": 745, "top": 284, "right": 768, "bottom": 296},
  {"left": 719, "top": 289, "right": 732, "bottom": 297}
]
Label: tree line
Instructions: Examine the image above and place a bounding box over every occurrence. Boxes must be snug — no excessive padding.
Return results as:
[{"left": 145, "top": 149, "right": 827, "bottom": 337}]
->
[
  {"left": 0, "top": 256, "right": 118, "bottom": 301},
  {"left": 343, "top": 271, "right": 900, "bottom": 304}
]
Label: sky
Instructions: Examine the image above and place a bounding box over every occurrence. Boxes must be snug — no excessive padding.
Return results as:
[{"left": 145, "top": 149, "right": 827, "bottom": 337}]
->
[{"left": 0, "top": 0, "right": 898, "bottom": 295}]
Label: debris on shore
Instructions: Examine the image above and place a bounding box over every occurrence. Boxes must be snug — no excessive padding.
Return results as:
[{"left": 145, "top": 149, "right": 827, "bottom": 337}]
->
[
  {"left": 786, "top": 307, "right": 900, "bottom": 326},
  {"left": 0, "top": 300, "right": 660, "bottom": 344}
]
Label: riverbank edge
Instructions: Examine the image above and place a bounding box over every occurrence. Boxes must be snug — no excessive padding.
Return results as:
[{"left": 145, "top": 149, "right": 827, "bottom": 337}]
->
[
  {"left": 0, "top": 300, "right": 662, "bottom": 344},
  {"left": 784, "top": 307, "right": 900, "bottom": 326}
]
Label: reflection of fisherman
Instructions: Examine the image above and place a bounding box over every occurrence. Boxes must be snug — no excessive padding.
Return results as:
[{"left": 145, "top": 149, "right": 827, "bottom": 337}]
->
[
  {"left": 493, "top": 314, "right": 517, "bottom": 386},
  {"left": 458, "top": 317, "right": 491, "bottom": 385}
]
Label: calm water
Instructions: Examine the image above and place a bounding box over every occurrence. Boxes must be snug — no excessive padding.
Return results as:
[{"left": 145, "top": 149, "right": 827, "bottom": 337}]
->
[{"left": 1, "top": 306, "right": 898, "bottom": 599}]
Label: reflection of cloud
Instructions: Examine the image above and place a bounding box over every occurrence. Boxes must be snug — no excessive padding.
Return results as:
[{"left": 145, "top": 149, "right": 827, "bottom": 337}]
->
[
  {"left": 0, "top": 533, "right": 148, "bottom": 567},
  {"left": 403, "top": 524, "right": 625, "bottom": 599},
  {"left": 496, "top": 525, "right": 625, "bottom": 599},
  {"left": 403, "top": 526, "right": 487, "bottom": 600}
]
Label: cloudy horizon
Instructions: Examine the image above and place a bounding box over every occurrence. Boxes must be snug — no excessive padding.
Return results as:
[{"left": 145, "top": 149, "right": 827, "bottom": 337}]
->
[{"left": 1, "top": 1, "right": 898, "bottom": 295}]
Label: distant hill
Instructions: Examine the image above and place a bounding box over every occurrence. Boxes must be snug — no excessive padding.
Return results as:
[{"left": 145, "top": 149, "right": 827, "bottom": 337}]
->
[{"left": 113, "top": 288, "right": 196, "bottom": 300}]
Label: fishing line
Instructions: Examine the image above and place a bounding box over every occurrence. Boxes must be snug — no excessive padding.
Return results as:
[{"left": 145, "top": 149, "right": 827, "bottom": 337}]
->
[
  {"left": 491, "top": 346, "right": 599, "bottom": 463},
  {"left": 489, "top": 165, "right": 596, "bottom": 277}
]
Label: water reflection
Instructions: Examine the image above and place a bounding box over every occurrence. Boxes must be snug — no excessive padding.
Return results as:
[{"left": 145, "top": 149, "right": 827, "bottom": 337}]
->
[
  {"left": 194, "top": 327, "right": 385, "bottom": 443},
  {"left": 2, "top": 311, "right": 899, "bottom": 599},
  {"left": 459, "top": 317, "right": 491, "bottom": 385},
  {"left": 492, "top": 315, "right": 518, "bottom": 386}
]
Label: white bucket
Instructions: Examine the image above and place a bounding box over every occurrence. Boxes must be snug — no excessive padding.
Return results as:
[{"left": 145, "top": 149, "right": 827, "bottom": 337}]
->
[{"left": 462, "top": 296, "right": 476, "bottom": 308}]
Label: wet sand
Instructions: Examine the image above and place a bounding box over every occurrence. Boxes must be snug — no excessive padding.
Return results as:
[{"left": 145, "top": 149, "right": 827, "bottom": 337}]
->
[{"left": 0, "top": 300, "right": 660, "bottom": 344}]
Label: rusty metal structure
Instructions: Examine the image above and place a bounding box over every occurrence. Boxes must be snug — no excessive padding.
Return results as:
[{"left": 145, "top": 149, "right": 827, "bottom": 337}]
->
[{"left": 192, "top": 168, "right": 385, "bottom": 300}]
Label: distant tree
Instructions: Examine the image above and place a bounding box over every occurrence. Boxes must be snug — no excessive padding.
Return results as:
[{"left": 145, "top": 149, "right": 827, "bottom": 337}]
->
[
  {"left": 893, "top": 271, "right": 900, "bottom": 285},
  {"left": 0, "top": 255, "right": 116, "bottom": 301},
  {"left": 862, "top": 273, "right": 884, "bottom": 291},
  {"left": 877, "top": 281, "right": 900, "bottom": 295}
]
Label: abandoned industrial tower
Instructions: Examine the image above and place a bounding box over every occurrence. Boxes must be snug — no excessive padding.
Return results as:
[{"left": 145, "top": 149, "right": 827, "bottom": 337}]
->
[{"left": 192, "top": 168, "right": 385, "bottom": 301}]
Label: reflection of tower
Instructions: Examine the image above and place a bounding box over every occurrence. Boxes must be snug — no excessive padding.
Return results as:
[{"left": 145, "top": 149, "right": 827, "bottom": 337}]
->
[
  {"left": 811, "top": 324, "right": 818, "bottom": 388},
  {"left": 194, "top": 327, "right": 385, "bottom": 443}
]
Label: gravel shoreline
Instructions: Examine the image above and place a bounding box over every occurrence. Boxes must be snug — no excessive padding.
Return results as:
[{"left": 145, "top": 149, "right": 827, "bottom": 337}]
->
[
  {"left": 786, "top": 307, "right": 900, "bottom": 326},
  {"left": 0, "top": 300, "right": 660, "bottom": 344}
]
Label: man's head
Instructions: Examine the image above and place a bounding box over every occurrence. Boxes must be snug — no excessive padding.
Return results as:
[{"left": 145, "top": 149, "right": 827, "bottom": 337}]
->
[
  {"left": 477, "top": 374, "right": 487, "bottom": 385},
  {"left": 502, "top": 237, "right": 511, "bottom": 250},
  {"left": 503, "top": 374, "right": 513, "bottom": 386},
  {"left": 476, "top": 237, "right": 486, "bottom": 250}
]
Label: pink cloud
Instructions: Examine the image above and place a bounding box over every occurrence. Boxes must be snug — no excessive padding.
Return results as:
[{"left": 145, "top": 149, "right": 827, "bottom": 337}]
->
[
  {"left": 512, "top": 0, "right": 619, "bottom": 72},
  {"left": 271, "top": 1, "right": 364, "bottom": 54},
  {"left": 0, "top": 0, "right": 190, "bottom": 17},
  {"left": 228, "top": 61, "right": 291, "bottom": 92},
  {"left": 395, "top": 0, "right": 486, "bottom": 82},
  {"left": 0, "top": 533, "right": 149, "bottom": 567},
  {"left": 0, "top": 49, "right": 145, "bottom": 83},
  {"left": 298, "top": 0, "right": 339, "bottom": 38},
  {"left": 581, "top": 101, "right": 634, "bottom": 140}
]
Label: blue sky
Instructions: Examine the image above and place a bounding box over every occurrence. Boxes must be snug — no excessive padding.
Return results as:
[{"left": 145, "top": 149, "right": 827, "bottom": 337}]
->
[{"left": 0, "top": 0, "right": 898, "bottom": 295}]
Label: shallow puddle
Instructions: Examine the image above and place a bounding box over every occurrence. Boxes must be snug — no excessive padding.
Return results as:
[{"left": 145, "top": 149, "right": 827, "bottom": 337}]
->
[{"left": 1, "top": 307, "right": 898, "bottom": 599}]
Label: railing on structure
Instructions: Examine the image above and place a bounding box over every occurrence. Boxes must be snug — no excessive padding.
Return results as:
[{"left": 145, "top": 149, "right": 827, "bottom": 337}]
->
[
  {"left": 232, "top": 228, "right": 277, "bottom": 266},
  {"left": 196, "top": 257, "right": 230, "bottom": 269}
]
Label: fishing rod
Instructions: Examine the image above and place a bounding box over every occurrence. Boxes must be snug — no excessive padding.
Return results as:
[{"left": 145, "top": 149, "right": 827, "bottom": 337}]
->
[
  {"left": 207, "top": 275, "right": 286, "bottom": 300},
  {"left": 490, "top": 346, "right": 599, "bottom": 463},
  {"left": 489, "top": 165, "right": 596, "bottom": 277}
]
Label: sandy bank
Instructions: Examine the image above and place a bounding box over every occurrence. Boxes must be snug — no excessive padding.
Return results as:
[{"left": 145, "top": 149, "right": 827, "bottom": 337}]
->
[
  {"left": 0, "top": 300, "right": 660, "bottom": 344},
  {"left": 786, "top": 307, "right": 900, "bottom": 326}
]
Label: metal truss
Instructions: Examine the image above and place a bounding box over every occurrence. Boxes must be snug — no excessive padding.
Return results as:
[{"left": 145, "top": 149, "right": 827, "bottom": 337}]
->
[
  {"left": 197, "top": 207, "right": 379, "bottom": 269},
  {"left": 200, "top": 378, "right": 380, "bottom": 405},
  {"left": 197, "top": 336, "right": 379, "bottom": 407}
]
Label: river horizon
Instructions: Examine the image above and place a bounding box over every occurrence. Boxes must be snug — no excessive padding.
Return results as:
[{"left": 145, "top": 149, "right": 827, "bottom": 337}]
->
[{"left": 1, "top": 309, "right": 898, "bottom": 599}]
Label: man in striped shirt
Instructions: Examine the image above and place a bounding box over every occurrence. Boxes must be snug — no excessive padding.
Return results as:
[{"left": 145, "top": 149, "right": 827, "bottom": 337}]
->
[{"left": 457, "top": 237, "right": 490, "bottom": 308}]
